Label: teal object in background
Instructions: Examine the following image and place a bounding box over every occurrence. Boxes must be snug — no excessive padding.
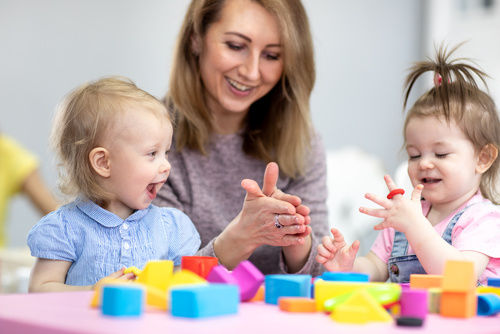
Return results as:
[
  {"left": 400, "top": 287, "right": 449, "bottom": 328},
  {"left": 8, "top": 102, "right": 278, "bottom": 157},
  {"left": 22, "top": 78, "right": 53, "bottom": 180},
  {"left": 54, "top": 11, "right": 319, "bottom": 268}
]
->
[
  {"left": 320, "top": 272, "right": 369, "bottom": 282},
  {"left": 170, "top": 284, "right": 239, "bottom": 318},
  {"left": 265, "top": 275, "right": 312, "bottom": 305},
  {"left": 101, "top": 285, "right": 144, "bottom": 317}
]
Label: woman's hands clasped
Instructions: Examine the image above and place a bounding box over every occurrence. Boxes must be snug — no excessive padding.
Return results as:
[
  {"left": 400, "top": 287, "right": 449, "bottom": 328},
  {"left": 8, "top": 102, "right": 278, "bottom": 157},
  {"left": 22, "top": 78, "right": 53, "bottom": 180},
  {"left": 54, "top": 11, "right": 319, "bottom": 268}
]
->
[{"left": 238, "top": 162, "right": 311, "bottom": 248}]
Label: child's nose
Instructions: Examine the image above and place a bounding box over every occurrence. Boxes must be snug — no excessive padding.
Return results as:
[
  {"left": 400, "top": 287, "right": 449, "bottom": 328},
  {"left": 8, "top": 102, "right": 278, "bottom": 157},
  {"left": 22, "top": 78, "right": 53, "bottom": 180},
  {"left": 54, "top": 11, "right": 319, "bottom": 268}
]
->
[
  {"left": 419, "top": 157, "right": 434, "bottom": 169},
  {"left": 159, "top": 158, "right": 171, "bottom": 174}
]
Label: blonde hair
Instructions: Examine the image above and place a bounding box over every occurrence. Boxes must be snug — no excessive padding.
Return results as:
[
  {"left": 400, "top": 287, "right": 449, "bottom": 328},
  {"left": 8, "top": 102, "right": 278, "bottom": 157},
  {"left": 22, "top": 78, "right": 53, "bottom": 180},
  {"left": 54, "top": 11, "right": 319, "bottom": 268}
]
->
[
  {"left": 403, "top": 44, "right": 500, "bottom": 203},
  {"left": 167, "top": 0, "right": 315, "bottom": 177},
  {"left": 51, "top": 77, "right": 169, "bottom": 204}
]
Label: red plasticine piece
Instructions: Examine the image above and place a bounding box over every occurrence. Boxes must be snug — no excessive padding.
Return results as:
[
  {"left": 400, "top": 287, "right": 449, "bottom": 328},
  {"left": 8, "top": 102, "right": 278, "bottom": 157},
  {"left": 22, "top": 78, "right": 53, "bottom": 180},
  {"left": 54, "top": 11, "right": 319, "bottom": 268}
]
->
[{"left": 387, "top": 188, "right": 405, "bottom": 199}]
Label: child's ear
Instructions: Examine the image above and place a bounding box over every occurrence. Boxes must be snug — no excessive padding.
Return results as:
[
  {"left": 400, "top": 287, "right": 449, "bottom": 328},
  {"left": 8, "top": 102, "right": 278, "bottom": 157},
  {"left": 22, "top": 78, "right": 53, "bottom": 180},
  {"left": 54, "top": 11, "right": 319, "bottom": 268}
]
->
[
  {"left": 190, "top": 33, "right": 202, "bottom": 56},
  {"left": 476, "top": 143, "right": 498, "bottom": 174},
  {"left": 89, "top": 147, "right": 111, "bottom": 178}
]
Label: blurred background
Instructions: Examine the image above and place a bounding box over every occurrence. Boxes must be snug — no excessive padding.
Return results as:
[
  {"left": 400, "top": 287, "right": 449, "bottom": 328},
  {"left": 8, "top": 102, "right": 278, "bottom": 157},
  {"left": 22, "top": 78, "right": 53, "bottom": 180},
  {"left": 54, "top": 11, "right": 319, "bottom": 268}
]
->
[{"left": 1, "top": 0, "right": 499, "bottom": 292}]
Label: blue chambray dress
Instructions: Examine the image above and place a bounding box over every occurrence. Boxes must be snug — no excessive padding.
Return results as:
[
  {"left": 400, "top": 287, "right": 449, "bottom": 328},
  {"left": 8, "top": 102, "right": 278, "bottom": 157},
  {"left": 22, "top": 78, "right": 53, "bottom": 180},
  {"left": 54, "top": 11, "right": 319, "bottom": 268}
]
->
[{"left": 27, "top": 199, "right": 201, "bottom": 286}]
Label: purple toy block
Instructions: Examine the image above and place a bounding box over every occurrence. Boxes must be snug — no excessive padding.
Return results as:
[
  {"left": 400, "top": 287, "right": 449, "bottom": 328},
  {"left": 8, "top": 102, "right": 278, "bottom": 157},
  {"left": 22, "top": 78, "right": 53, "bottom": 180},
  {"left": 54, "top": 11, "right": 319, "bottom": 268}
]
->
[
  {"left": 206, "top": 261, "right": 264, "bottom": 301},
  {"left": 232, "top": 261, "right": 265, "bottom": 301},
  {"left": 207, "top": 265, "right": 238, "bottom": 285},
  {"left": 400, "top": 288, "right": 428, "bottom": 319}
]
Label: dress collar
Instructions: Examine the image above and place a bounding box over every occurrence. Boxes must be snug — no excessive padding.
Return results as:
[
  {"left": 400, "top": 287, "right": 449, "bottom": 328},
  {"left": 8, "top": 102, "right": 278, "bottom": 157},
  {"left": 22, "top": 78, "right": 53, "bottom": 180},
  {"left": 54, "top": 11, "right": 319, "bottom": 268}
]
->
[{"left": 76, "top": 198, "right": 151, "bottom": 227}]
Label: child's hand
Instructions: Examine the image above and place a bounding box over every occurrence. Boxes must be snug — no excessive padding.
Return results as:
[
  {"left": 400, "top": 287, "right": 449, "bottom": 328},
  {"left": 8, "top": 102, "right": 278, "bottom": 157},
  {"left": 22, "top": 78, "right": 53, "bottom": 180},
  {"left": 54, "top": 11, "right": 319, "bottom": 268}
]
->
[
  {"left": 101, "top": 267, "right": 136, "bottom": 282},
  {"left": 316, "top": 227, "right": 360, "bottom": 272},
  {"left": 359, "top": 175, "right": 424, "bottom": 233}
]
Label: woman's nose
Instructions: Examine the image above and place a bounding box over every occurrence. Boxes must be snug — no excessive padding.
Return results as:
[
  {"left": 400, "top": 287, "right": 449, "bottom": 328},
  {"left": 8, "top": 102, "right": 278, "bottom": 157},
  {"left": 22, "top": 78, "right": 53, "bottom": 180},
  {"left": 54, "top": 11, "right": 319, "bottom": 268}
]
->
[{"left": 239, "top": 52, "right": 260, "bottom": 81}]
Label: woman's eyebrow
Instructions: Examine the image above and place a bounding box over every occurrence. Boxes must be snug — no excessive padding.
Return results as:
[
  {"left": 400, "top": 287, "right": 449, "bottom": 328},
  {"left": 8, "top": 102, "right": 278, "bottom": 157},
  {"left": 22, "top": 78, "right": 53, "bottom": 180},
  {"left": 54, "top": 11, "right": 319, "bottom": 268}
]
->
[{"left": 224, "top": 32, "right": 281, "bottom": 47}]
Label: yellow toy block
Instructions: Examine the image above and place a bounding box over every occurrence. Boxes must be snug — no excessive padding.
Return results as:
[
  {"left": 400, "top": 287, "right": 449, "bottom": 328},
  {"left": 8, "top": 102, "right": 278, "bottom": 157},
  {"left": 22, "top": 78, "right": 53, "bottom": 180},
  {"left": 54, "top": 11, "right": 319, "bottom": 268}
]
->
[
  {"left": 124, "top": 266, "right": 142, "bottom": 276},
  {"left": 440, "top": 290, "right": 476, "bottom": 318},
  {"left": 167, "top": 269, "right": 207, "bottom": 289},
  {"left": 330, "top": 289, "right": 392, "bottom": 324},
  {"left": 314, "top": 279, "right": 399, "bottom": 311},
  {"left": 410, "top": 274, "right": 442, "bottom": 289},
  {"left": 442, "top": 260, "right": 475, "bottom": 292},
  {"left": 428, "top": 288, "right": 441, "bottom": 313},
  {"left": 136, "top": 260, "right": 174, "bottom": 291},
  {"left": 144, "top": 285, "right": 169, "bottom": 310},
  {"left": 279, "top": 297, "right": 317, "bottom": 313},
  {"left": 477, "top": 286, "right": 500, "bottom": 297},
  {"left": 90, "top": 278, "right": 132, "bottom": 307}
]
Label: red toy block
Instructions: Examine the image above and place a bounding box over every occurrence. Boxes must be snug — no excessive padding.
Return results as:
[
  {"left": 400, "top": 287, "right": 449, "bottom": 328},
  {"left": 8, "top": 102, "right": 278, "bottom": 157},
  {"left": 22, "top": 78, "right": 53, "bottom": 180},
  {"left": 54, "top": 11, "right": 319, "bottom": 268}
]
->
[{"left": 181, "top": 256, "right": 218, "bottom": 279}]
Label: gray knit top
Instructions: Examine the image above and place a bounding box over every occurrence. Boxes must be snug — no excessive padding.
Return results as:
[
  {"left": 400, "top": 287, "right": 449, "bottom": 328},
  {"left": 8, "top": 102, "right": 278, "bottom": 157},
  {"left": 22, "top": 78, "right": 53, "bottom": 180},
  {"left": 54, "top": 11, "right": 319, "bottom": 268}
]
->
[{"left": 153, "top": 133, "right": 329, "bottom": 276}]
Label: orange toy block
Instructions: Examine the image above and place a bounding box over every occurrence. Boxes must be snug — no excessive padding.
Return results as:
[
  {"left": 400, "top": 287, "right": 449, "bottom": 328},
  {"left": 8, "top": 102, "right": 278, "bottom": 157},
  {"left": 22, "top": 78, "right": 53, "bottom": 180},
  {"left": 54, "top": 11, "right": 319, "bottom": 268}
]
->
[
  {"left": 440, "top": 291, "right": 476, "bottom": 318},
  {"left": 410, "top": 274, "right": 442, "bottom": 289},
  {"left": 442, "top": 260, "right": 475, "bottom": 292},
  {"left": 278, "top": 297, "right": 316, "bottom": 313},
  {"left": 249, "top": 284, "right": 265, "bottom": 302}
]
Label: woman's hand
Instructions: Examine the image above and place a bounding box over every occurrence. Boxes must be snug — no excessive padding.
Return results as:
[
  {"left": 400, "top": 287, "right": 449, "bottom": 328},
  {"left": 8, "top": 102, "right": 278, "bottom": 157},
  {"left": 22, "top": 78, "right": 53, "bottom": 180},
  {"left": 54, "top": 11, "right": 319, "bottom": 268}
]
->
[
  {"left": 214, "top": 162, "right": 311, "bottom": 270},
  {"left": 359, "top": 175, "right": 424, "bottom": 233}
]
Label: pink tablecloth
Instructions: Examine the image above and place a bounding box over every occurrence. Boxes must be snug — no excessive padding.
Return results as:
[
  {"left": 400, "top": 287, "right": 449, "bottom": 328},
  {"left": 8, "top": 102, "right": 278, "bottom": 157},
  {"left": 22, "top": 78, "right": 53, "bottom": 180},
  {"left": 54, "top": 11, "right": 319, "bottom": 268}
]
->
[{"left": 0, "top": 291, "right": 499, "bottom": 334}]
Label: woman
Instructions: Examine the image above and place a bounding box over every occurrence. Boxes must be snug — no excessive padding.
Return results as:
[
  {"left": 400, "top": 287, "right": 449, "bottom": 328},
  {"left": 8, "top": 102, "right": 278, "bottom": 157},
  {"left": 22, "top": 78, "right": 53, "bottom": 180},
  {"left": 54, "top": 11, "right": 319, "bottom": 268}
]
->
[{"left": 154, "top": 0, "right": 328, "bottom": 276}]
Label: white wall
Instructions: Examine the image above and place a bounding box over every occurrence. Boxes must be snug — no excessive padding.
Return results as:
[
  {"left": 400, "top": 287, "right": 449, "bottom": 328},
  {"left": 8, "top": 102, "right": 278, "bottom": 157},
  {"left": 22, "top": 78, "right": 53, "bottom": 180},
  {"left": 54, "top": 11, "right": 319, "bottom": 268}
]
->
[{"left": 1, "top": 0, "right": 423, "bottom": 247}]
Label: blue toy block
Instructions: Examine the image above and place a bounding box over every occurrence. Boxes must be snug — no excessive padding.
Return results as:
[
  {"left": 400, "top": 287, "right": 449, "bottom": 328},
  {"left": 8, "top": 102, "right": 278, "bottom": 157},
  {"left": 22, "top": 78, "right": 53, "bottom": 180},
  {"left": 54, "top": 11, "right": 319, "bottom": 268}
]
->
[
  {"left": 170, "top": 284, "right": 239, "bottom": 318},
  {"left": 477, "top": 293, "right": 500, "bottom": 316},
  {"left": 487, "top": 277, "right": 500, "bottom": 287},
  {"left": 265, "top": 275, "right": 311, "bottom": 305},
  {"left": 320, "top": 272, "right": 369, "bottom": 282},
  {"left": 101, "top": 285, "right": 144, "bottom": 317}
]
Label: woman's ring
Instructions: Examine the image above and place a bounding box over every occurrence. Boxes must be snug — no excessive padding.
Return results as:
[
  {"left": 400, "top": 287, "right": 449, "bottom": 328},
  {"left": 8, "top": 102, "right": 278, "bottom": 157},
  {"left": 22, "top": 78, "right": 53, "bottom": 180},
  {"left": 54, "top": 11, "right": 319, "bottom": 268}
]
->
[{"left": 274, "top": 214, "right": 284, "bottom": 229}]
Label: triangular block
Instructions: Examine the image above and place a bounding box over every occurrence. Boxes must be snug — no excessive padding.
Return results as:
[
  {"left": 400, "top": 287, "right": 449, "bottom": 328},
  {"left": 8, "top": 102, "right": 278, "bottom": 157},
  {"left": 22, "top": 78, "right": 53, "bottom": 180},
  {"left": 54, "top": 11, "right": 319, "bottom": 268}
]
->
[{"left": 331, "top": 289, "right": 392, "bottom": 323}]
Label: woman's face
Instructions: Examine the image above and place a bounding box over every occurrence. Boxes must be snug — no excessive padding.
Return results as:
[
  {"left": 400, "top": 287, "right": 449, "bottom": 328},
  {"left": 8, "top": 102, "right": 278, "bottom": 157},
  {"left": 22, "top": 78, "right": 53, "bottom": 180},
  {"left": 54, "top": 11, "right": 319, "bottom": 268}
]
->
[{"left": 196, "top": 0, "right": 284, "bottom": 121}]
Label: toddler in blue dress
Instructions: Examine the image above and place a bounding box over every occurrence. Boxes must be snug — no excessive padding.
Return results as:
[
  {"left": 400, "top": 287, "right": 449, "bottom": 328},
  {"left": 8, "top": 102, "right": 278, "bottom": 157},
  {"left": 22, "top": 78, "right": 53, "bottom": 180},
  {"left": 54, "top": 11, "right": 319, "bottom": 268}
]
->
[{"left": 28, "top": 77, "right": 201, "bottom": 291}]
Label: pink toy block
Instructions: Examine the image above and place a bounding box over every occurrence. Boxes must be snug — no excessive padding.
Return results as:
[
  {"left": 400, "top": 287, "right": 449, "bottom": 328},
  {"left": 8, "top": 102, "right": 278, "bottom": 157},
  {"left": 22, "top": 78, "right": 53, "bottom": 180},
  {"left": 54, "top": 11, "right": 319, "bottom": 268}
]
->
[
  {"left": 206, "top": 261, "right": 264, "bottom": 301},
  {"left": 400, "top": 288, "right": 428, "bottom": 319}
]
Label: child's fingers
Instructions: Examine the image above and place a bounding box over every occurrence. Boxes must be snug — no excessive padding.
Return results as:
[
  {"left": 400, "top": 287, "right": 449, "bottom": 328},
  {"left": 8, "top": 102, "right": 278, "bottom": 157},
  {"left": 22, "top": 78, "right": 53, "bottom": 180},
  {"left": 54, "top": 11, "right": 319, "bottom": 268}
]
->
[
  {"left": 359, "top": 206, "right": 388, "bottom": 218},
  {"left": 349, "top": 240, "right": 360, "bottom": 257},
  {"left": 321, "top": 235, "right": 335, "bottom": 252},
  {"left": 364, "top": 193, "right": 391, "bottom": 208},
  {"left": 411, "top": 184, "right": 424, "bottom": 201},
  {"left": 383, "top": 174, "right": 398, "bottom": 191},
  {"left": 317, "top": 244, "right": 334, "bottom": 259}
]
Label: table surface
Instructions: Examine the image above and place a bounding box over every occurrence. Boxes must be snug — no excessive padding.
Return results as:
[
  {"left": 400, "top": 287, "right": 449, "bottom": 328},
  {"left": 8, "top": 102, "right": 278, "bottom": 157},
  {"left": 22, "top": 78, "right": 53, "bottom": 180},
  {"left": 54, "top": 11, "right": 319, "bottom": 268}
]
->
[{"left": 0, "top": 291, "right": 499, "bottom": 334}]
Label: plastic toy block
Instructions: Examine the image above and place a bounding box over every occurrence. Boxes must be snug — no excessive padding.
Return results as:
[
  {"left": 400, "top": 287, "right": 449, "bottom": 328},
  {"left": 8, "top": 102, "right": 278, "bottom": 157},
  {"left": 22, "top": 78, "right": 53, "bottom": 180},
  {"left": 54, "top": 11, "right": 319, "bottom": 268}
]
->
[
  {"left": 442, "top": 260, "right": 475, "bottom": 292},
  {"left": 136, "top": 260, "right": 174, "bottom": 291},
  {"left": 440, "top": 291, "right": 476, "bottom": 318},
  {"left": 320, "top": 272, "right": 369, "bottom": 282},
  {"left": 410, "top": 274, "right": 443, "bottom": 289},
  {"left": 279, "top": 297, "right": 316, "bottom": 312},
  {"left": 330, "top": 289, "right": 392, "bottom": 324},
  {"left": 101, "top": 285, "right": 144, "bottom": 317},
  {"left": 477, "top": 293, "right": 500, "bottom": 316},
  {"left": 477, "top": 286, "right": 500, "bottom": 297},
  {"left": 207, "top": 261, "right": 264, "bottom": 301},
  {"left": 170, "top": 284, "right": 239, "bottom": 318},
  {"left": 265, "top": 274, "right": 311, "bottom": 305},
  {"left": 123, "top": 266, "right": 142, "bottom": 276},
  {"left": 90, "top": 278, "right": 131, "bottom": 308},
  {"left": 487, "top": 277, "right": 500, "bottom": 287},
  {"left": 428, "top": 288, "right": 441, "bottom": 313},
  {"left": 324, "top": 284, "right": 401, "bottom": 312},
  {"left": 232, "top": 261, "right": 265, "bottom": 301},
  {"left": 314, "top": 280, "right": 399, "bottom": 311},
  {"left": 140, "top": 285, "right": 167, "bottom": 310},
  {"left": 249, "top": 284, "right": 265, "bottom": 302},
  {"left": 168, "top": 269, "right": 207, "bottom": 288},
  {"left": 181, "top": 256, "right": 218, "bottom": 279},
  {"left": 400, "top": 288, "right": 428, "bottom": 319}
]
